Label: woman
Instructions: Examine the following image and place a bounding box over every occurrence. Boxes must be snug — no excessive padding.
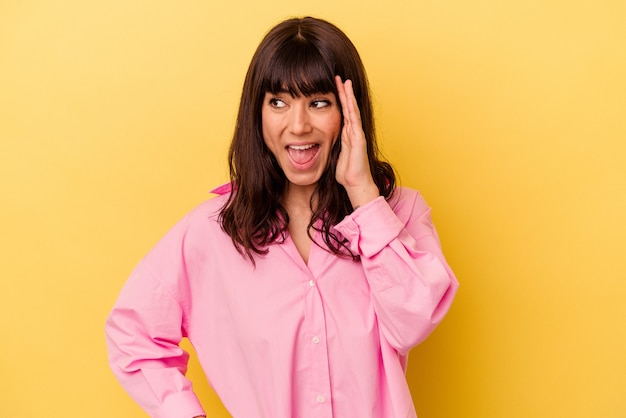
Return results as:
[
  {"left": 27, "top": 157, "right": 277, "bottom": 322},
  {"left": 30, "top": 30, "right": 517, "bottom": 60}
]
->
[{"left": 106, "top": 16, "right": 458, "bottom": 418}]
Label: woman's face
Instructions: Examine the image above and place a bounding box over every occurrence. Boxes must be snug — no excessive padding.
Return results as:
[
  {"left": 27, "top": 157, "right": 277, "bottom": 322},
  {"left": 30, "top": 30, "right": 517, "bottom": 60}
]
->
[{"left": 261, "top": 90, "right": 341, "bottom": 191}]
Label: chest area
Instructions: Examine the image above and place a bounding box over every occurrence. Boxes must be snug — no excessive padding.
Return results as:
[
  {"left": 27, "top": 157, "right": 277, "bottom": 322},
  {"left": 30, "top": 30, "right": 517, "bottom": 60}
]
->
[{"left": 197, "top": 242, "right": 375, "bottom": 345}]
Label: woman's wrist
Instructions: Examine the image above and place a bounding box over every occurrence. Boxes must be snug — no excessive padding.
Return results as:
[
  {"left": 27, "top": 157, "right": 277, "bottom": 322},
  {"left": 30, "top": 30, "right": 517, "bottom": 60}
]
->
[{"left": 345, "top": 182, "right": 380, "bottom": 209}]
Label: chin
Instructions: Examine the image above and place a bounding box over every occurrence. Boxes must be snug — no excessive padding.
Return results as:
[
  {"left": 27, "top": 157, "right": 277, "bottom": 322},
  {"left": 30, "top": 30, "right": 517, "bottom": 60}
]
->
[{"left": 285, "top": 173, "right": 322, "bottom": 189}]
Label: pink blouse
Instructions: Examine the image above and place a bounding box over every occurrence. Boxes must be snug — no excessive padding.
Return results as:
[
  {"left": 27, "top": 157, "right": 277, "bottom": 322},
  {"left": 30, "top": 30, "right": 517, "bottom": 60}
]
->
[{"left": 105, "top": 186, "right": 458, "bottom": 418}]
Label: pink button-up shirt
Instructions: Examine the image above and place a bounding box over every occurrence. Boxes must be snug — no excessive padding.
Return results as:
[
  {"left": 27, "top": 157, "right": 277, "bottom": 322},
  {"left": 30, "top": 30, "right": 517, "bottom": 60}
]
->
[{"left": 105, "top": 186, "right": 458, "bottom": 418}]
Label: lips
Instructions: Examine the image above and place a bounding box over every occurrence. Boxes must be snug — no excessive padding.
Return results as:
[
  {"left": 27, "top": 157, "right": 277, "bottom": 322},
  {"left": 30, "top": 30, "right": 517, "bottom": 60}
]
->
[{"left": 287, "top": 143, "right": 320, "bottom": 168}]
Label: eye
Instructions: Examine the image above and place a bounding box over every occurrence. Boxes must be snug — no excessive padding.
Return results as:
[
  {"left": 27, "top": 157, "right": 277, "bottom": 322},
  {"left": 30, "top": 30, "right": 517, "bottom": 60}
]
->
[
  {"left": 311, "top": 99, "right": 332, "bottom": 109},
  {"left": 269, "top": 97, "right": 287, "bottom": 108}
]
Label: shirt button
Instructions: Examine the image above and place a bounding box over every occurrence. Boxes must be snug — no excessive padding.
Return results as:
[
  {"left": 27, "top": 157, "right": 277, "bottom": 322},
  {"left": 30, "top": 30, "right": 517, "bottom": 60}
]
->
[
  {"left": 309, "top": 279, "right": 315, "bottom": 287},
  {"left": 312, "top": 336, "right": 321, "bottom": 344},
  {"left": 316, "top": 395, "right": 325, "bottom": 403}
]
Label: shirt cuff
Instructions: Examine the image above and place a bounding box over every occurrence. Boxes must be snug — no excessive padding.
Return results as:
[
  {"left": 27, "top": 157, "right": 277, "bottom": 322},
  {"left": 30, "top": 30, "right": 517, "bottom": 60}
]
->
[
  {"left": 333, "top": 196, "right": 404, "bottom": 258},
  {"left": 154, "top": 390, "right": 206, "bottom": 418}
]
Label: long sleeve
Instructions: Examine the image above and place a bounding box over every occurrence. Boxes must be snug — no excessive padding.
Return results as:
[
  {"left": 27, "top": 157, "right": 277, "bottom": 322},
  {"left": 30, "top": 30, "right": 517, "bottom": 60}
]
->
[
  {"left": 105, "top": 217, "right": 206, "bottom": 418},
  {"left": 333, "top": 189, "right": 458, "bottom": 355}
]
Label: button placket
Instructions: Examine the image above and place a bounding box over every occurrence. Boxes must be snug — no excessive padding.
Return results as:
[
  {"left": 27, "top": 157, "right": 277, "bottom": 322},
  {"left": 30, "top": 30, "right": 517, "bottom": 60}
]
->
[{"left": 303, "top": 274, "right": 332, "bottom": 416}]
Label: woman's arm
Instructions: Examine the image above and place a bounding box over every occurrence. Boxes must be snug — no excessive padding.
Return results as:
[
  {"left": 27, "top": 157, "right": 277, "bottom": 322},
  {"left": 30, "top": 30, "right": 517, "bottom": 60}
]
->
[
  {"left": 105, "top": 217, "right": 207, "bottom": 418},
  {"left": 334, "top": 190, "right": 458, "bottom": 355},
  {"left": 333, "top": 76, "right": 457, "bottom": 355}
]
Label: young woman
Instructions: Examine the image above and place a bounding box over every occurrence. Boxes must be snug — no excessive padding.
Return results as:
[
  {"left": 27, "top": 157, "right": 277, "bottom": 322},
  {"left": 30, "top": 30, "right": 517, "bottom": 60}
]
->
[{"left": 106, "top": 16, "right": 458, "bottom": 418}]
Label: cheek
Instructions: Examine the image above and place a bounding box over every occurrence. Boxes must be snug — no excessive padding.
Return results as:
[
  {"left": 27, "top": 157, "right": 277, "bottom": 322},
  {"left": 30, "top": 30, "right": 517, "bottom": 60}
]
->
[
  {"left": 260, "top": 117, "right": 275, "bottom": 148},
  {"left": 330, "top": 112, "right": 342, "bottom": 139}
]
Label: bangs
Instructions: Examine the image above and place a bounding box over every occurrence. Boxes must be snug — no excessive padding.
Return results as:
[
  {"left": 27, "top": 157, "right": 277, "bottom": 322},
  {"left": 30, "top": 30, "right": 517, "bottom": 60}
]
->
[{"left": 262, "top": 40, "right": 336, "bottom": 96}]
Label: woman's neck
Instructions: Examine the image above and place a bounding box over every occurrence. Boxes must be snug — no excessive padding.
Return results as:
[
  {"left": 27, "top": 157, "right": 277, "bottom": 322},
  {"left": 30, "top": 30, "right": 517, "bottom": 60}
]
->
[
  {"left": 282, "top": 183, "right": 317, "bottom": 264},
  {"left": 282, "top": 183, "right": 317, "bottom": 215}
]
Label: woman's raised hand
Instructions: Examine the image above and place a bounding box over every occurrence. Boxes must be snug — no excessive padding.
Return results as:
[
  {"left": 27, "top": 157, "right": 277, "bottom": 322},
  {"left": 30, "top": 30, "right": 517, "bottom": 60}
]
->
[{"left": 334, "top": 75, "right": 380, "bottom": 208}]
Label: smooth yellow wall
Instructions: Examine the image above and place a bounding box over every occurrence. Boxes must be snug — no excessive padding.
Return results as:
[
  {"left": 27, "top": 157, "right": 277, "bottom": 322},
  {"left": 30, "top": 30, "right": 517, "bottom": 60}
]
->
[{"left": 1, "top": 1, "right": 624, "bottom": 417}]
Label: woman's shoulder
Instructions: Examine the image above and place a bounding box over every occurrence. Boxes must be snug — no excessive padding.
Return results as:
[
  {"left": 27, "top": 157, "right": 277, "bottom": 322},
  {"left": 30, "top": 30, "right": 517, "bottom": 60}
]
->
[
  {"left": 189, "top": 183, "right": 232, "bottom": 216},
  {"left": 152, "top": 184, "right": 232, "bottom": 253},
  {"left": 388, "top": 186, "right": 431, "bottom": 220},
  {"left": 174, "top": 183, "right": 233, "bottom": 231}
]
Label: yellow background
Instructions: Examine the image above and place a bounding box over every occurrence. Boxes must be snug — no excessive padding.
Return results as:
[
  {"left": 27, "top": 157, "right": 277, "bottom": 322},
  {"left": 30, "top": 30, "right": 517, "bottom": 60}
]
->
[{"left": 1, "top": 0, "right": 624, "bottom": 417}]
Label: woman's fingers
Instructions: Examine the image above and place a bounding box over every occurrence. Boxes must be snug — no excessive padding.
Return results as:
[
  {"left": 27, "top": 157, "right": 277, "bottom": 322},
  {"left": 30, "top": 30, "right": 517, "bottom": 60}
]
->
[
  {"left": 335, "top": 75, "right": 349, "bottom": 119},
  {"left": 335, "top": 76, "right": 362, "bottom": 136}
]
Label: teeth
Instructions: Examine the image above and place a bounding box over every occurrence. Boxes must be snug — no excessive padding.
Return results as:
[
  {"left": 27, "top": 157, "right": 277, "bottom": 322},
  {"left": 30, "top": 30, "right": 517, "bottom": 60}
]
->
[{"left": 289, "top": 144, "right": 316, "bottom": 151}]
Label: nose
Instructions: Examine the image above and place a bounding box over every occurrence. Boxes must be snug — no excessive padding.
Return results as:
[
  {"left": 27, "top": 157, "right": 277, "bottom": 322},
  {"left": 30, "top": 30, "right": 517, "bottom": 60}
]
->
[{"left": 288, "top": 102, "right": 312, "bottom": 135}]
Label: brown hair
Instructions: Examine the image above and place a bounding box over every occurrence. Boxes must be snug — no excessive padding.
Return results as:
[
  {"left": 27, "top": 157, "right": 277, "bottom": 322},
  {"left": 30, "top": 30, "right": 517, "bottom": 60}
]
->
[{"left": 219, "top": 16, "right": 396, "bottom": 262}]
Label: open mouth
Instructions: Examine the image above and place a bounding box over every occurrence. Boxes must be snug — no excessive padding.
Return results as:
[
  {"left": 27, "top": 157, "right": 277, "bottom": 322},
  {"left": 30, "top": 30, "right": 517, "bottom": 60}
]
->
[{"left": 287, "top": 143, "right": 320, "bottom": 166}]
